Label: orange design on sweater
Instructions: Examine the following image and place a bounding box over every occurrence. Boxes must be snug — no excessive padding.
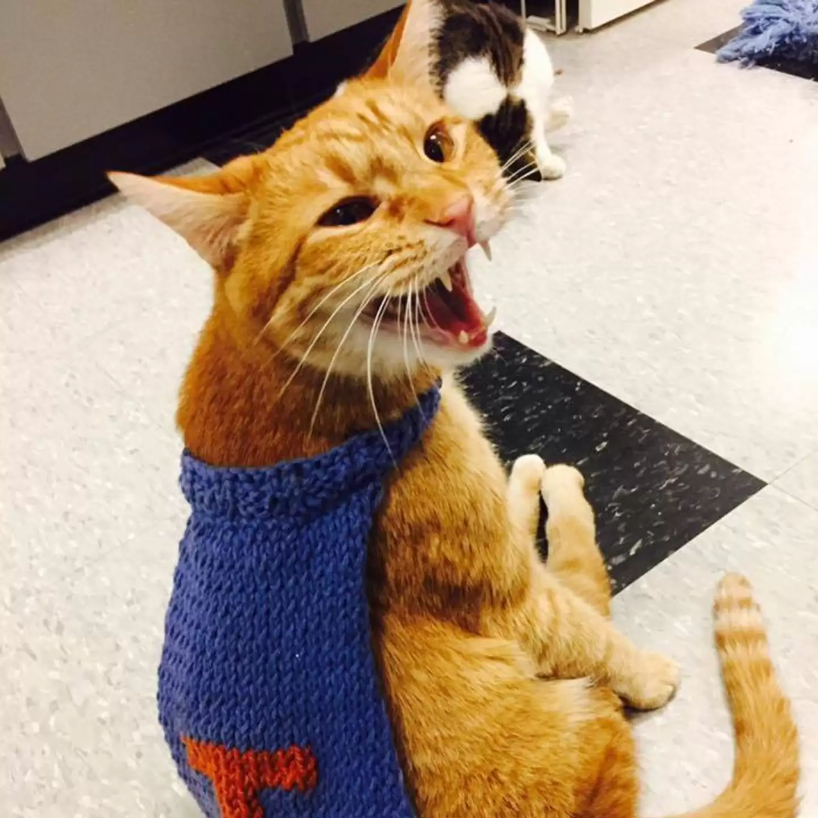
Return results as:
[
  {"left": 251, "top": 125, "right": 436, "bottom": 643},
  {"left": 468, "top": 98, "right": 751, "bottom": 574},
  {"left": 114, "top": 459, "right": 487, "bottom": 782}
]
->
[{"left": 183, "top": 737, "right": 318, "bottom": 818}]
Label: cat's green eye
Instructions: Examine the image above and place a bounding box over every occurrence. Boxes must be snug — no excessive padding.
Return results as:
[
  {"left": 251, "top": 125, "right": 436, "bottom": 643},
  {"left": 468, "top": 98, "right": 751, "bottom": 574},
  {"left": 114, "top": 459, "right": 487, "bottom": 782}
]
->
[
  {"left": 318, "top": 197, "right": 378, "bottom": 228},
  {"left": 424, "top": 124, "right": 454, "bottom": 164}
]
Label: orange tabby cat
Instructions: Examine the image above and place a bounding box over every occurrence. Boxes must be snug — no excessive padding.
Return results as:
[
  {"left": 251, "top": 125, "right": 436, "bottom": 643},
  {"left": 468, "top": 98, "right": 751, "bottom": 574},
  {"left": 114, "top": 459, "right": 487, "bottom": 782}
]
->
[{"left": 110, "top": 74, "right": 799, "bottom": 817}]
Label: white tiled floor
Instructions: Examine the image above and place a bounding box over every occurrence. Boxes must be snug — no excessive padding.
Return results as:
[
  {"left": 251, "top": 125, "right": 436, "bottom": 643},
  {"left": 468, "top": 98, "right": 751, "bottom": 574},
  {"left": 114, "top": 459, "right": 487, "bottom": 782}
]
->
[
  {"left": 776, "top": 452, "right": 818, "bottom": 509},
  {"left": 0, "top": 164, "right": 214, "bottom": 816},
  {"left": 2, "top": 523, "right": 195, "bottom": 818},
  {"left": 2, "top": 1, "right": 818, "bottom": 815}
]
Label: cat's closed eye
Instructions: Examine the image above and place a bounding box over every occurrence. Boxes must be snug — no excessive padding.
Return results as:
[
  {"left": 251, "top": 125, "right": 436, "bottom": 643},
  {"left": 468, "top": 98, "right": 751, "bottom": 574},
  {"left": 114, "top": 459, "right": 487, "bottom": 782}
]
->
[{"left": 318, "top": 197, "right": 379, "bottom": 228}]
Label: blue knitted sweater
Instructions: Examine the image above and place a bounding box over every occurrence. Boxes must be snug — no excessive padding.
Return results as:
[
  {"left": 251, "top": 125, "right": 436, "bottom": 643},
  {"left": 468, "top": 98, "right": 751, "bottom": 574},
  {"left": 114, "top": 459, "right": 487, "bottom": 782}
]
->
[{"left": 158, "top": 388, "right": 440, "bottom": 818}]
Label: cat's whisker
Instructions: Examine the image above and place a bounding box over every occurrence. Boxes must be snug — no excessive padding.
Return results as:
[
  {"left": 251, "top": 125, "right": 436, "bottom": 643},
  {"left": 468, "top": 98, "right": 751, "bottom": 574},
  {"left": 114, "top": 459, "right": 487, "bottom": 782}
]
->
[
  {"left": 400, "top": 291, "right": 425, "bottom": 417},
  {"left": 500, "top": 141, "right": 535, "bottom": 173},
  {"left": 408, "top": 286, "right": 423, "bottom": 363},
  {"left": 504, "top": 199, "right": 541, "bottom": 217},
  {"left": 490, "top": 142, "right": 537, "bottom": 197},
  {"left": 410, "top": 282, "right": 435, "bottom": 378},
  {"left": 507, "top": 173, "right": 541, "bottom": 191},
  {"left": 499, "top": 139, "right": 537, "bottom": 174},
  {"left": 254, "top": 260, "right": 375, "bottom": 353},
  {"left": 367, "top": 286, "right": 396, "bottom": 465},
  {"left": 308, "top": 274, "right": 387, "bottom": 435},
  {"left": 504, "top": 154, "right": 539, "bottom": 180},
  {"left": 505, "top": 160, "right": 541, "bottom": 188},
  {"left": 507, "top": 183, "right": 544, "bottom": 203},
  {"left": 277, "top": 268, "right": 388, "bottom": 402}
]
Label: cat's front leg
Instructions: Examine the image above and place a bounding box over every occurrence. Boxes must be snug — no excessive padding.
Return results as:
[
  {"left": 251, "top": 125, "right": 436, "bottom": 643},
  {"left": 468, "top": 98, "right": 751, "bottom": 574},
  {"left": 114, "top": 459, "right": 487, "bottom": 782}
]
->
[
  {"left": 505, "top": 460, "right": 678, "bottom": 709},
  {"left": 534, "top": 141, "right": 567, "bottom": 180},
  {"left": 535, "top": 98, "right": 572, "bottom": 180}
]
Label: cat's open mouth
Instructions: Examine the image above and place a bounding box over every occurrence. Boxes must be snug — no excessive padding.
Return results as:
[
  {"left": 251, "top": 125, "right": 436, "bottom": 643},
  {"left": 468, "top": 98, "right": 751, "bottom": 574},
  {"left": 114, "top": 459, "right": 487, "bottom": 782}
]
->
[{"left": 362, "top": 258, "right": 495, "bottom": 350}]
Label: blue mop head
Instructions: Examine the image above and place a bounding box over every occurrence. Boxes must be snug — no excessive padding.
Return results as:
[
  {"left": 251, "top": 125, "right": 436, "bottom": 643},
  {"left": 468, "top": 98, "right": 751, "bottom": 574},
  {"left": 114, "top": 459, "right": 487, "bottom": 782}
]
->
[{"left": 717, "top": 0, "right": 818, "bottom": 65}]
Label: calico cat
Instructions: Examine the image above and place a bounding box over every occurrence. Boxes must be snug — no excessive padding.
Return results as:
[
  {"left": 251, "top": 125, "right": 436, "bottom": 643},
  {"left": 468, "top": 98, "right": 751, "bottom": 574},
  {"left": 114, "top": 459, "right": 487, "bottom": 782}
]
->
[
  {"left": 364, "top": 0, "right": 572, "bottom": 182},
  {"left": 110, "top": 58, "right": 798, "bottom": 818}
]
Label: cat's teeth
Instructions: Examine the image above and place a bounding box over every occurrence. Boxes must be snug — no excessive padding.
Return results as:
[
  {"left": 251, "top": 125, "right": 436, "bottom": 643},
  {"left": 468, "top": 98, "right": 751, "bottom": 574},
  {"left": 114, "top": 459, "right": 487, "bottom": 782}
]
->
[
  {"left": 457, "top": 330, "right": 470, "bottom": 345},
  {"left": 479, "top": 241, "right": 492, "bottom": 261},
  {"left": 438, "top": 270, "right": 454, "bottom": 292},
  {"left": 484, "top": 306, "right": 498, "bottom": 326}
]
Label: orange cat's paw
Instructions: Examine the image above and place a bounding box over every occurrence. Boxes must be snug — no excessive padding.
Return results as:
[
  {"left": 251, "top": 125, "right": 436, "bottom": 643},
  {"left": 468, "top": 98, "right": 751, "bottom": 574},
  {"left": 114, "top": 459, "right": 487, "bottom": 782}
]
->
[
  {"left": 511, "top": 455, "right": 547, "bottom": 491},
  {"left": 540, "top": 464, "right": 585, "bottom": 504},
  {"left": 618, "top": 651, "right": 680, "bottom": 711}
]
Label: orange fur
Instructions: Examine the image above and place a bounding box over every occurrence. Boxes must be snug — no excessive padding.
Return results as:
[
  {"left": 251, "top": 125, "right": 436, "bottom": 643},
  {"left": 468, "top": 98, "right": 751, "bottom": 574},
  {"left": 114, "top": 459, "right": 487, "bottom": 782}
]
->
[{"left": 111, "top": 76, "right": 799, "bottom": 818}]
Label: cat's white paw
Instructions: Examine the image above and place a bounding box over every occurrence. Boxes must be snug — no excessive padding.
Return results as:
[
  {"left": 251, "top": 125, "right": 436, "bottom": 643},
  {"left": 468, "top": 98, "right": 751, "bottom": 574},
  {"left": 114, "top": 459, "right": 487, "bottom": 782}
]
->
[
  {"left": 537, "top": 153, "right": 566, "bottom": 180},
  {"left": 511, "top": 454, "right": 547, "bottom": 491},
  {"left": 541, "top": 464, "right": 584, "bottom": 492}
]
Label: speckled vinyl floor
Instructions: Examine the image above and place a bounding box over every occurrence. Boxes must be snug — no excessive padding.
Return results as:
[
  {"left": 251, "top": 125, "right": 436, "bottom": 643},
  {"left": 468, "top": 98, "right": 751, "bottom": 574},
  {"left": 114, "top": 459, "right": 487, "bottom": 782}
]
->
[{"left": 2, "top": 0, "right": 818, "bottom": 815}]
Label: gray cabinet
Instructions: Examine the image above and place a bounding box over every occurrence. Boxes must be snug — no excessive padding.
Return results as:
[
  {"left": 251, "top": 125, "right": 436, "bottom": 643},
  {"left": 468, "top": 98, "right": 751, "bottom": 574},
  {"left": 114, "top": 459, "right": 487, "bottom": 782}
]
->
[
  {"left": 300, "top": 0, "right": 403, "bottom": 42},
  {"left": 0, "top": 0, "right": 292, "bottom": 160}
]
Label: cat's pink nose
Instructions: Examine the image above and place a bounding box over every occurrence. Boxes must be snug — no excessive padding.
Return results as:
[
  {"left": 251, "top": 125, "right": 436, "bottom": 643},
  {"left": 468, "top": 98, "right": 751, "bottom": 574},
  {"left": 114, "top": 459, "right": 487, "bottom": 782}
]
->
[{"left": 426, "top": 196, "right": 476, "bottom": 246}]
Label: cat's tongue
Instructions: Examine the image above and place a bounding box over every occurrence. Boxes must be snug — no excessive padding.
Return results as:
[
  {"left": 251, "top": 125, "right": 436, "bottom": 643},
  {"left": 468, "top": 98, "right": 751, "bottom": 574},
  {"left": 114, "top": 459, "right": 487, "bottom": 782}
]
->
[{"left": 422, "top": 261, "right": 494, "bottom": 348}]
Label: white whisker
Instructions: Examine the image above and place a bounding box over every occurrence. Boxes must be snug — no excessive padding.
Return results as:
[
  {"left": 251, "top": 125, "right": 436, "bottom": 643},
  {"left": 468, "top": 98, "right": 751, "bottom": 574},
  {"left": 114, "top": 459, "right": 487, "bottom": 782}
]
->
[
  {"left": 411, "top": 281, "right": 435, "bottom": 378},
  {"left": 505, "top": 160, "right": 541, "bottom": 187},
  {"left": 254, "top": 257, "right": 375, "bottom": 352},
  {"left": 277, "top": 267, "right": 385, "bottom": 401},
  {"left": 500, "top": 139, "right": 536, "bottom": 174},
  {"left": 400, "top": 290, "right": 424, "bottom": 416},
  {"left": 367, "top": 287, "right": 396, "bottom": 465},
  {"left": 308, "top": 272, "right": 389, "bottom": 434}
]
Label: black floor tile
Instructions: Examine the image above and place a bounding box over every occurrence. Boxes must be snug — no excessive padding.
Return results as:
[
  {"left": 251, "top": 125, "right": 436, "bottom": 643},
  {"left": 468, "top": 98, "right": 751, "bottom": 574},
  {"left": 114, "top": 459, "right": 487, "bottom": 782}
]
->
[
  {"left": 698, "top": 28, "right": 818, "bottom": 83},
  {"left": 462, "top": 333, "right": 765, "bottom": 592},
  {"left": 756, "top": 55, "right": 818, "bottom": 82},
  {"left": 697, "top": 27, "right": 742, "bottom": 54}
]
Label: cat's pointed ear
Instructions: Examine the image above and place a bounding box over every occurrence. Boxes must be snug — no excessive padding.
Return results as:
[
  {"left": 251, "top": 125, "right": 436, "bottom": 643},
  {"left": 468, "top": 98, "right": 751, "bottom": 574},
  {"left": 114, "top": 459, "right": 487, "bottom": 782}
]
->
[
  {"left": 364, "top": 0, "right": 441, "bottom": 86},
  {"left": 108, "top": 158, "right": 260, "bottom": 268}
]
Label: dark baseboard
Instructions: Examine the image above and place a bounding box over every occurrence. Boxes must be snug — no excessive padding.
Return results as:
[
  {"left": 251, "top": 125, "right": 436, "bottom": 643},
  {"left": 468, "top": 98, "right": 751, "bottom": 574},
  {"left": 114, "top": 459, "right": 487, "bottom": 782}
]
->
[{"left": 0, "top": 7, "right": 401, "bottom": 243}]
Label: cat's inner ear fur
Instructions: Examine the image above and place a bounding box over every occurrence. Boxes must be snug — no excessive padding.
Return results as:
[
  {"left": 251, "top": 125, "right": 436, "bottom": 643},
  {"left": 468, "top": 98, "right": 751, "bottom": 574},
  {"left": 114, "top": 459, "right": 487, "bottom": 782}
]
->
[
  {"left": 108, "top": 159, "right": 259, "bottom": 269},
  {"left": 364, "top": 0, "right": 442, "bottom": 87}
]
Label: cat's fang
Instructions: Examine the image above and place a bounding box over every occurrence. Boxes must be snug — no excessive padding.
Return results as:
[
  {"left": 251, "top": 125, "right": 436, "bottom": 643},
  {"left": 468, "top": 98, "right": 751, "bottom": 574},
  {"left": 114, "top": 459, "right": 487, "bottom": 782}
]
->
[
  {"left": 484, "top": 305, "right": 497, "bottom": 326},
  {"left": 457, "top": 331, "right": 470, "bottom": 345},
  {"left": 438, "top": 269, "right": 454, "bottom": 292},
  {"left": 479, "top": 241, "right": 492, "bottom": 261}
]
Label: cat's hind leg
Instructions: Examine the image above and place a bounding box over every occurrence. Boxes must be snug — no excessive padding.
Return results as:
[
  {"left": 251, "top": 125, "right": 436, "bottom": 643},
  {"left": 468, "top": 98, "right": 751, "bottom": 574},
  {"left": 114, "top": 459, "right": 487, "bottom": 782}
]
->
[
  {"left": 379, "top": 615, "right": 640, "bottom": 818},
  {"left": 540, "top": 465, "right": 612, "bottom": 618}
]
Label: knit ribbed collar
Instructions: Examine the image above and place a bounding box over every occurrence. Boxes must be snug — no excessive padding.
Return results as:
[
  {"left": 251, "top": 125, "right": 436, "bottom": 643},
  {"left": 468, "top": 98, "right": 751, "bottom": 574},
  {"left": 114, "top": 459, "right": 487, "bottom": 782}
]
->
[{"left": 180, "top": 386, "right": 441, "bottom": 519}]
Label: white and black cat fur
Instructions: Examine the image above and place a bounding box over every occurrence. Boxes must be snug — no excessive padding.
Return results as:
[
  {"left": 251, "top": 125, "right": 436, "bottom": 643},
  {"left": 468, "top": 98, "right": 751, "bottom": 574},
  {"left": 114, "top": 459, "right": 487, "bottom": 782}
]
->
[{"left": 343, "top": 0, "right": 572, "bottom": 182}]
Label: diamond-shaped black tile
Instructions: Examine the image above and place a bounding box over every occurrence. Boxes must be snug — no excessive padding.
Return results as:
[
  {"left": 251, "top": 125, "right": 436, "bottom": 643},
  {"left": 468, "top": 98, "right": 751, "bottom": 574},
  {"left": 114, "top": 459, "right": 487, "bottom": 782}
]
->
[{"left": 462, "top": 333, "right": 765, "bottom": 591}]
